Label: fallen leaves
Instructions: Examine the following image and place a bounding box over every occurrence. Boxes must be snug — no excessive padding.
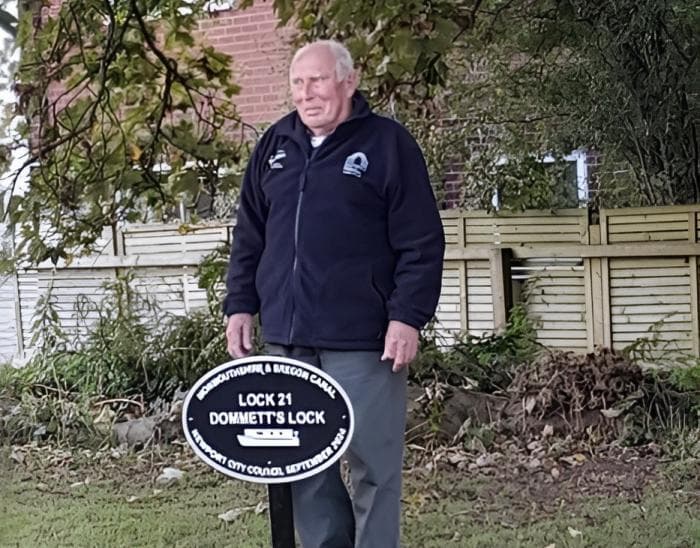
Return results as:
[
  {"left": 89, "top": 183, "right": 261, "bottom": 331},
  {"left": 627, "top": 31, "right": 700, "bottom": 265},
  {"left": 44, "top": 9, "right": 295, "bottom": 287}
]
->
[
  {"left": 156, "top": 466, "right": 184, "bottom": 485},
  {"left": 69, "top": 478, "right": 90, "bottom": 488},
  {"left": 567, "top": 526, "right": 583, "bottom": 538},
  {"left": 9, "top": 448, "right": 24, "bottom": 464},
  {"left": 560, "top": 454, "right": 587, "bottom": 467},
  {"left": 218, "top": 501, "right": 268, "bottom": 522}
]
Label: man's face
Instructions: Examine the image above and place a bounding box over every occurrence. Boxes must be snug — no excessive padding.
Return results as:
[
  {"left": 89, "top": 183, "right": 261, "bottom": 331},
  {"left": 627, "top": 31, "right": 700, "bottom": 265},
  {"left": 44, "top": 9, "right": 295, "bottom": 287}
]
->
[{"left": 289, "top": 46, "right": 357, "bottom": 136}]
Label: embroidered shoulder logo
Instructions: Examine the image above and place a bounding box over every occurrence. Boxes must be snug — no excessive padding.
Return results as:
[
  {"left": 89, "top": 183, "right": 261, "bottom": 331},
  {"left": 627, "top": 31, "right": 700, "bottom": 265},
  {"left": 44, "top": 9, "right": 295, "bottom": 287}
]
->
[
  {"left": 342, "top": 152, "right": 368, "bottom": 178},
  {"left": 268, "top": 149, "right": 286, "bottom": 170}
]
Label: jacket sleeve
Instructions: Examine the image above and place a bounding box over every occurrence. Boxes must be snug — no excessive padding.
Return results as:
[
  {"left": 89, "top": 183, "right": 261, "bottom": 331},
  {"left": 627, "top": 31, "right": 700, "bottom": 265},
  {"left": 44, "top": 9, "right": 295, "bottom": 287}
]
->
[
  {"left": 384, "top": 127, "right": 445, "bottom": 330},
  {"left": 222, "top": 135, "right": 270, "bottom": 317}
]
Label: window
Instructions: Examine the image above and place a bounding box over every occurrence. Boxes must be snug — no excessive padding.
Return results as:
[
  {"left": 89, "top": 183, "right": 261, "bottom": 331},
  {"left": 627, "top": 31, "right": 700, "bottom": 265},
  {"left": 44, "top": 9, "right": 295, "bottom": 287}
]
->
[{"left": 492, "top": 149, "right": 589, "bottom": 210}]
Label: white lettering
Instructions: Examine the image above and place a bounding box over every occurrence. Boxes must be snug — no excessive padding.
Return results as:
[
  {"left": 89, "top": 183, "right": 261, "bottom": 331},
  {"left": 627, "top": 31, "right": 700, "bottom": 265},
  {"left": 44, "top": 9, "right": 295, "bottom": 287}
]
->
[
  {"left": 309, "top": 374, "right": 336, "bottom": 399},
  {"left": 331, "top": 427, "right": 347, "bottom": 450},
  {"left": 196, "top": 364, "right": 266, "bottom": 400},
  {"left": 238, "top": 393, "right": 276, "bottom": 407},
  {"left": 208, "top": 411, "right": 278, "bottom": 425},
  {"left": 287, "top": 410, "right": 325, "bottom": 425},
  {"left": 272, "top": 363, "right": 310, "bottom": 380},
  {"left": 191, "top": 429, "right": 227, "bottom": 465},
  {"left": 285, "top": 445, "right": 335, "bottom": 475}
]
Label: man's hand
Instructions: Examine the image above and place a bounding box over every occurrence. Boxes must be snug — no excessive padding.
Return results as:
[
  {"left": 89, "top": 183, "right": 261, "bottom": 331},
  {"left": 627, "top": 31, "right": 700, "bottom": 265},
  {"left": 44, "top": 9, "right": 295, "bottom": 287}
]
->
[
  {"left": 381, "top": 320, "right": 419, "bottom": 373},
  {"left": 226, "top": 313, "right": 254, "bottom": 358}
]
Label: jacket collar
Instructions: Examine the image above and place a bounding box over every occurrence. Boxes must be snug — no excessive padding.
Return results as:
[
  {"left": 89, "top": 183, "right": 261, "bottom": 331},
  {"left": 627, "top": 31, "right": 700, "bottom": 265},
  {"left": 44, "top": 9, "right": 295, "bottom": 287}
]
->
[{"left": 276, "top": 91, "right": 372, "bottom": 147}]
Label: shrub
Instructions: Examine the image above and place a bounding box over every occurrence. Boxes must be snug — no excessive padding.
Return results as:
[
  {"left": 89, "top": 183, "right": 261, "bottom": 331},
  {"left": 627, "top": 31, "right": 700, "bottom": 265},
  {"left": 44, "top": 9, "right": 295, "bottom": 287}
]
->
[{"left": 411, "top": 305, "right": 541, "bottom": 392}]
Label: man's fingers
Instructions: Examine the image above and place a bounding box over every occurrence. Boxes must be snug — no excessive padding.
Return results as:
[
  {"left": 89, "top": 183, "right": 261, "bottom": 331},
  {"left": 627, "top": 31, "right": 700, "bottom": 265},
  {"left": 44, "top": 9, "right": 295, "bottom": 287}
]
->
[
  {"left": 225, "top": 326, "right": 235, "bottom": 357},
  {"left": 226, "top": 314, "right": 253, "bottom": 358},
  {"left": 392, "top": 339, "right": 408, "bottom": 372},
  {"left": 384, "top": 321, "right": 419, "bottom": 371},
  {"left": 242, "top": 321, "right": 253, "bottom": 351},
  {"left": 395, "top": 340, "right": 417, "bottom": 372},
  {"left": 381, "top": 338, "right": 396, "bottom": 362},
  {"left": 227, "top": 330, "right": 243, "bottom": 358}
]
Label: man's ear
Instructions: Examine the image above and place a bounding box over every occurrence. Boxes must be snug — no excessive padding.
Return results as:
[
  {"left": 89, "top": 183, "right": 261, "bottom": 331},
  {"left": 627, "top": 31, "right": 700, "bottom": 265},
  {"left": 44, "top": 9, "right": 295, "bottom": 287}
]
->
[{"left": 345, "top": 69, "right": 359, "bottom": 97}]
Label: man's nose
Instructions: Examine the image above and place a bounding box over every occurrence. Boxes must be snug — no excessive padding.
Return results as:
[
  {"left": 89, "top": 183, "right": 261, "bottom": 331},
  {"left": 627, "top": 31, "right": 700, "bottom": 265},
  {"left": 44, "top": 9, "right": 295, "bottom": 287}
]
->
[{"left": 301, "top": 81, "right": 315, "bottom": 100}]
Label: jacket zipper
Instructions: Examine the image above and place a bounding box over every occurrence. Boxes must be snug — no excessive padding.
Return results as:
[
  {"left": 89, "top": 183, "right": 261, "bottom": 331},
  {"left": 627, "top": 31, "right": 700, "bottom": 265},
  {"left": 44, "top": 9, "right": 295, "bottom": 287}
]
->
[{"left": 289, "top": 153, "right": 312, "bottom": 343}]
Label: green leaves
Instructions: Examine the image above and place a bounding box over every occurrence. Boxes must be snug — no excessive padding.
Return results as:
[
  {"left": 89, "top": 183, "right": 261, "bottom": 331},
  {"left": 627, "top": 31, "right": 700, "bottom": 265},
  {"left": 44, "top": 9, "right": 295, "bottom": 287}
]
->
[
  {"left": 5, "top": 0, "right": 249, "bottom": 264},
  {"left": 282, "top": 0, "right": 698, "bottom": 209},
  {"left": 277, "top": 0, "right": 470, "bottom": 109}
]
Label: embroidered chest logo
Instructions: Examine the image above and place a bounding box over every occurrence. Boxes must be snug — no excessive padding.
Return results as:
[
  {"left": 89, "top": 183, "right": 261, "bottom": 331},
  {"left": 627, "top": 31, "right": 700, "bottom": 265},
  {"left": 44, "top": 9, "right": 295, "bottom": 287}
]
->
[
  {"left": 268, "top": 149, "right": 286, "bottom": 170},
  {"left": 342, "top": 152, "right": 369, "bottom": 178}
]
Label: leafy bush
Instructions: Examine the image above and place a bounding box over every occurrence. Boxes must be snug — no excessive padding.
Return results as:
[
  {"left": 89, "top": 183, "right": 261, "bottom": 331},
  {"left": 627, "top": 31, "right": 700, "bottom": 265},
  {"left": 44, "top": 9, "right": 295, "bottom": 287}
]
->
[
  {"left": 0, "top": 266, "right": 232, "bottom": 444},
  {"left": 412, "top": 305, "right": 540, "bottom": 392},
  {"left": 195, "top": 242, "right": 230, "bottom": 310},
  {"left": 14, "top": 262, "right": 236, "bottom": 401},
  {"left": 141, "top": 310, "right": 229, "bottom": 398}
]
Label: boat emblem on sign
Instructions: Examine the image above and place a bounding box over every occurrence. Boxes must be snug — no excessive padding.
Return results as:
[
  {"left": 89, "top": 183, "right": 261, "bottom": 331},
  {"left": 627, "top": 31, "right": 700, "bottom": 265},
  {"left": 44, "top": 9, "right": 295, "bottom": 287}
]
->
[{"left": 237, "top": 428, "right": 300, "bottom": 447}]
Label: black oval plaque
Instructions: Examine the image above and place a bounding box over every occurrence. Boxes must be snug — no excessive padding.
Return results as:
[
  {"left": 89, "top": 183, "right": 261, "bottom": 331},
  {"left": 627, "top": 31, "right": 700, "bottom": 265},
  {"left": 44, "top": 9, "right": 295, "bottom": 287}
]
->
[{"left": 182, "top": 356, "right": 354, "bottom": 484}]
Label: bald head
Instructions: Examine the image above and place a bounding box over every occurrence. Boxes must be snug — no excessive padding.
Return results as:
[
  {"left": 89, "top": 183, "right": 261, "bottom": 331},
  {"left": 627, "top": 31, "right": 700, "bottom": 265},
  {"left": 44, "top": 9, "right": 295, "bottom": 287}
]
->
[
  {"left": 289, "top": 40, "right": 358, "bottom": 136},
  {"left": 291, "top": 40, "right": 355, "bottom": 82}
]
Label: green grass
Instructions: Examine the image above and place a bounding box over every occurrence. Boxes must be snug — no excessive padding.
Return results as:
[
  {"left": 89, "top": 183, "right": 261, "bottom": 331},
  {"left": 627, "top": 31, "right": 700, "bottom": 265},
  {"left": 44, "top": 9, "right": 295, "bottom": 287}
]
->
[
  {"left": 0, "top": 471, "right": 270, "bottom": 547},
  {"left": 1, "top": 450, "right": 699, "bottom": 548},
  {"left": 402, "top": 491, "right": 700, "bottom": 547}
]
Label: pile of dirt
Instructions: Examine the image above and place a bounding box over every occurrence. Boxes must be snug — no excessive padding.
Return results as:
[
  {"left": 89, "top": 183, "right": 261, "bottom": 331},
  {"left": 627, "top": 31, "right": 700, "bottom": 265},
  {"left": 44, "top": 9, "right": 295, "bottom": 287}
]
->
[
  {"left": 406, "top": 348, "right": 649, "bottom": 446},
  {"left": 506, "top": 347, "right": 644, "bottom": 438}
]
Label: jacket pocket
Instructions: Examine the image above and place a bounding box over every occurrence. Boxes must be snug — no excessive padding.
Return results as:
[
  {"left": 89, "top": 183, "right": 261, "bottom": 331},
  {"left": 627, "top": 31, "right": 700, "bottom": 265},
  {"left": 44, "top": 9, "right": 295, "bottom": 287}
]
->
[{"left": 314, "top": 261, "right": 387, "bottom": 341}]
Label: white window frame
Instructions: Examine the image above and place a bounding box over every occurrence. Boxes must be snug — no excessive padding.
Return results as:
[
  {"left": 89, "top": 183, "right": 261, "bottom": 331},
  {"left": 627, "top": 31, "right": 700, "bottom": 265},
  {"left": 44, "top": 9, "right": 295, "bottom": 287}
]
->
[{"left": 492, "top": 149, "right": 589, "bottom": 208}]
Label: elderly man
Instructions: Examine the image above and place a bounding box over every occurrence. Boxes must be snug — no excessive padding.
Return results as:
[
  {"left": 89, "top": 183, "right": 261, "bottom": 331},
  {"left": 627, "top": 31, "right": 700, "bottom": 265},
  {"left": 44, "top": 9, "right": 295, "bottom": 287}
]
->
[{"left": 224, "top": 40, "right": 444, "bottom": 548}]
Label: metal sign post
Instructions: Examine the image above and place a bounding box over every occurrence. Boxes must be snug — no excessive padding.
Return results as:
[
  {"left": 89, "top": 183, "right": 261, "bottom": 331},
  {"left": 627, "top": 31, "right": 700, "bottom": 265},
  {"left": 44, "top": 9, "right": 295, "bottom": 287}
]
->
[
  {"left": 182, "top": 356, "right": 354, "bottom": 548},
  {"left": 268, "top": 484, "right": 295, "bottom": 548}
]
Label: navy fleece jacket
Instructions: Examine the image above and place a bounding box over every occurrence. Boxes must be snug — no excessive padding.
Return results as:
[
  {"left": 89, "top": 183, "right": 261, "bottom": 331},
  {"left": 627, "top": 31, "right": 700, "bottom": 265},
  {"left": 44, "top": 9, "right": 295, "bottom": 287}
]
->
[{"left": 223, "top": 92, "right": 445, "bottom": 350}]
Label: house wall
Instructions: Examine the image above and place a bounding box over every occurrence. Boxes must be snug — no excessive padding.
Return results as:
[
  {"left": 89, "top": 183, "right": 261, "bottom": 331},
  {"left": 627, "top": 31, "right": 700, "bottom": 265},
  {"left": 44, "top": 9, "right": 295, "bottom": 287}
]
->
[{"left": 197, "top": 1, "right": 293, "bottom": 126}]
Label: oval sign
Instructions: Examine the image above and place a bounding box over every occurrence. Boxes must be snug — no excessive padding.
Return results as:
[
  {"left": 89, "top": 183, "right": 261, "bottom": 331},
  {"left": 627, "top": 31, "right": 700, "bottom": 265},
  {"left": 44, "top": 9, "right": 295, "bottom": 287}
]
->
[{"left": 182, "top": 356, "right": 354, "bottom": 484}]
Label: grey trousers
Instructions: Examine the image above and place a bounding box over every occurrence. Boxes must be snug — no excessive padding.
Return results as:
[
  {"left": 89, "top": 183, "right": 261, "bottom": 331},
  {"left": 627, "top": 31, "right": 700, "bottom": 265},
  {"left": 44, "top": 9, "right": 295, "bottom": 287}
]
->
[{"left": 265, "top": 344, "right": 408, "bottom": 548}]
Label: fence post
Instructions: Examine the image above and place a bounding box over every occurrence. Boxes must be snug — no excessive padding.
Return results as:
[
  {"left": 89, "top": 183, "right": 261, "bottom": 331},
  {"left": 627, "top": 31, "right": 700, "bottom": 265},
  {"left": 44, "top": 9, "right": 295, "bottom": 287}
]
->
[
  {"left": 489, "top": 247, "right": 513, "bottom": 333},
  {"left": 458, "top": 212, "right": 468, "bottom": 332},
  {"left": 584, "top": 219, "right": 611, "bottom": 351},
  {"left": 689, "top": 211, "right": 699, "bottom": 356}
]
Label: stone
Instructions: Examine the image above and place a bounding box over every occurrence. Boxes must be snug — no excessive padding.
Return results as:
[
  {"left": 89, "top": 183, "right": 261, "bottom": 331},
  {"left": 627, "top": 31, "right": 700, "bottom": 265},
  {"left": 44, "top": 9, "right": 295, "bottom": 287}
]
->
[{"left": 113, "top": 417, "right": 156, "bottom": 447}]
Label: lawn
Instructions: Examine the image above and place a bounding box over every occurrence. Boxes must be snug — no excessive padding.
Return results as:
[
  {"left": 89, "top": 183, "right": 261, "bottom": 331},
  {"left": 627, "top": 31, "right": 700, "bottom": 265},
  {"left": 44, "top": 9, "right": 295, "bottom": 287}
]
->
[{"left": 1, "top": 444, "right": 699, "bottom": 547}]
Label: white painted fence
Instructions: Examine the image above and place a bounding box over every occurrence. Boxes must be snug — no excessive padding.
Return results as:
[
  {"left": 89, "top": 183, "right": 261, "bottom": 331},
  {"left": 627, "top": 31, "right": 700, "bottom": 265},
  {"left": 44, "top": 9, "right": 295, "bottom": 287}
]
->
[{"left": 0, "top": 223, "right": 231, "bottom": 363}]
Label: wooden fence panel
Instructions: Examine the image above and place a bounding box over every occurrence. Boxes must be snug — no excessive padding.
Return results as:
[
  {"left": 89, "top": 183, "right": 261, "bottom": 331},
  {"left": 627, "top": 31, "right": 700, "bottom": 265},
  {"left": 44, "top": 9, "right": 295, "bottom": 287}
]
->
[
  {"left": 435, "top": 266, "right": 463, "bottom": 345},
  {"left": 519, "top": 262, "right": 587, "bottom": 351},
  {"left": 463, "top": 209, "right": 587, "bottom": 245},
  {"left": 466, "top": 260, "right": 494, "bottom": 335},
  {"left": 441, "top": 205, "right": 700, "bottom": 357},
  {"left": 17, "top": 270, "right": 38, "bottom": 353},
  {"left": 37, "top": 268, "right": 115, "bottom": 344},
  {"left": 123, "top": 224, "right": 229, "bottom": 256},
  {"left": 609, "top": 257, "right": 693, "bottom": 356},
  {"left": 441, "top": 214, "right": 461, "bottom": 247},
  {"left": 604, "top": 206, "right": 700, "bottom": 244},
  {"left": 5, "top": 206, "right": 700, "bottom": 363},
  {"left": 0, "top": 275, "right": 17, "bottom": 361},
  {"left": 130, "top": 267, "right": 208, "bottom": 314}
]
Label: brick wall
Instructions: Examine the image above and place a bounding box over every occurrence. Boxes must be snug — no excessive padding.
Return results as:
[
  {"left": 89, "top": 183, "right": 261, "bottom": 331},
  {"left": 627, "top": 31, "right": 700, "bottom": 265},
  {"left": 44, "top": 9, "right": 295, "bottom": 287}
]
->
[{"left": 197, "top": 1, "right": 293, "bottom": 127}]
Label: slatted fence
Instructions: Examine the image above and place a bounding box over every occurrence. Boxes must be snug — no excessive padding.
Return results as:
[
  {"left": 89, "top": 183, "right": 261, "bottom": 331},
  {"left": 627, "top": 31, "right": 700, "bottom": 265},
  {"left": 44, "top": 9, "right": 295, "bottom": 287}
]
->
[
  {"left": 3, "top": 205, "right": 700, "bottom": 363},
  {"left": 438, "top": 205, "right": 700, "bottom": 358}
]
